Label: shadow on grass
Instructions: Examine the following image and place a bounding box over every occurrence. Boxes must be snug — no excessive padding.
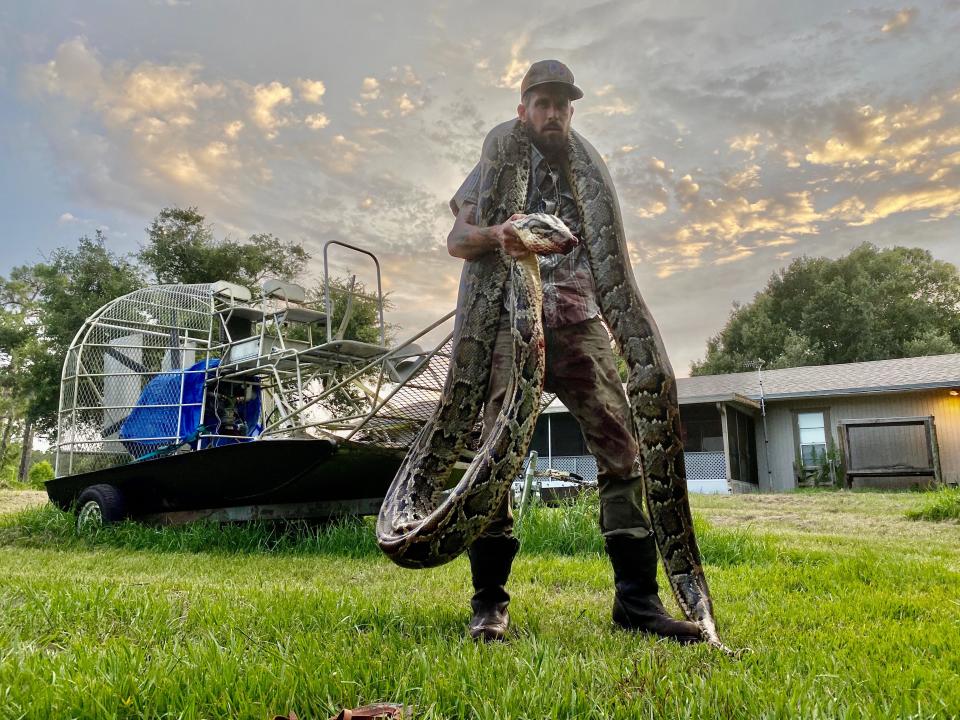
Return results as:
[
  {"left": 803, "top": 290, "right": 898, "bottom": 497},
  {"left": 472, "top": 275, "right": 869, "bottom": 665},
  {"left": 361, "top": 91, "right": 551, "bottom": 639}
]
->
[{"left": 1, "top": 493, "right": 777, "bottom": 565}]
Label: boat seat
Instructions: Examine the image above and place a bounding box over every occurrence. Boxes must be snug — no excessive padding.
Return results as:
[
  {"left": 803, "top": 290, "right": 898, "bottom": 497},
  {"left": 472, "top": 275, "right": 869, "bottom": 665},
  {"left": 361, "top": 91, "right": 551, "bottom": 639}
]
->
[
  {"left": 259, "top": 279, "right": 326, "bottom": 325},
  {"left": 384, "top": 344, "right": 427, "bottom": 383},
  {"left": 262, "top": 279, "right": 306, "bottom": 303},
  {"left": 275, "top": 306, "right": 327, "bottom": 325},
  {"left": 211, "top": 280, "right": 253, "bottom": 302}
]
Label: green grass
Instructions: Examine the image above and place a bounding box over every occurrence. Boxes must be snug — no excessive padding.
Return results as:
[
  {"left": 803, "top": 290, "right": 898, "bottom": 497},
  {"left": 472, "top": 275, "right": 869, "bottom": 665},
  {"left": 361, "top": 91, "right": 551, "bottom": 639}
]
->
[
  {"left": 1, "top": 490, "right": 958, "bottom": 719},
  {"left": 905, "top": 487, "right": 960, "bottom": 522}
]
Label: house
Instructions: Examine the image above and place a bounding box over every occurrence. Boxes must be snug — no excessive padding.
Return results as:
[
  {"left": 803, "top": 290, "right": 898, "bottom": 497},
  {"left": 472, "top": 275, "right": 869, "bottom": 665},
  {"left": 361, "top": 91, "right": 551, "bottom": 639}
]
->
[{"left": 528, "top": 353, "right": 960, "bottom": 492}]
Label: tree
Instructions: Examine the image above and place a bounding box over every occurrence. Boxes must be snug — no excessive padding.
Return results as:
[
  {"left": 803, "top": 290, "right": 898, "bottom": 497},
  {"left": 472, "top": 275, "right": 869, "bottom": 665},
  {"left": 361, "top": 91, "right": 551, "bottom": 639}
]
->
[
  {"left": 30, "top": 234, "right": 144, "bottom": 430},
  {"left": 139, "top": 207, "right": 310, "bottom": 287},
  {"left": 691, "top": 243, "right": 960, "bottom": 376},
  {"left": 0, "top": 234, "right": 142, "bottom": 479},
  {"left": 314, "top": 275, "right": 392, "bottom": 345}
]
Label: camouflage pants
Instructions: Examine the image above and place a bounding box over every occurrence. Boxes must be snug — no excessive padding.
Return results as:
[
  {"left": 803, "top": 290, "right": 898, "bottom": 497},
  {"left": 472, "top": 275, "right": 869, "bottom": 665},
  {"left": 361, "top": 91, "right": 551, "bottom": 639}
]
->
[{"left": 479, "top": 315, "right": 652, "bottom": 541}]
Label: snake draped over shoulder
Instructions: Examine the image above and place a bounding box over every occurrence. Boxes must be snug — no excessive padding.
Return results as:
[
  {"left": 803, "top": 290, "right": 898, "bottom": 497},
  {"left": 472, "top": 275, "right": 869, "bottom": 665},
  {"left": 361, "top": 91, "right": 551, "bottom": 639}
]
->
[{"left": 377, "top": 119, "right": 729, "bottom": 651}]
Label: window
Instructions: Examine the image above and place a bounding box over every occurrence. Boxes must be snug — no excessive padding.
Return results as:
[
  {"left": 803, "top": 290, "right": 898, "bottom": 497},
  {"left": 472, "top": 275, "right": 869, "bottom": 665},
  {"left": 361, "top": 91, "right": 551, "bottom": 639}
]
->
[{"left": 797, "top": 411, "right": 827, "bottom": 467}]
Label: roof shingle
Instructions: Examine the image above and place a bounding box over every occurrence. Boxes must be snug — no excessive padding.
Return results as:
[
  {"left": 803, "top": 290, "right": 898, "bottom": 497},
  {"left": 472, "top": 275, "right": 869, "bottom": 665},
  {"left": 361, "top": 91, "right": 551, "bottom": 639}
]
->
[{"left": 677, "top": 353, "right": 960, "bottom": 403}]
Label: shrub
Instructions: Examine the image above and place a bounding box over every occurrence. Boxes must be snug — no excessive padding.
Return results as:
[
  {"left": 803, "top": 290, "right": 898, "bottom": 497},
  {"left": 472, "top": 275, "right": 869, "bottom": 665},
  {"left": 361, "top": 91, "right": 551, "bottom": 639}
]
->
[{"left": 27, "top": 460, "right": 54, "bottom": 489}]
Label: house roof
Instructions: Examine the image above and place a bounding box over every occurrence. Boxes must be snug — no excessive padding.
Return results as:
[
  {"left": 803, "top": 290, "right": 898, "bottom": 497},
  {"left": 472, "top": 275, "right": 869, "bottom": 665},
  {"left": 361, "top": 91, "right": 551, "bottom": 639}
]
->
[{"left": 677, "top": 353, "right": 960, "bottom": 404}]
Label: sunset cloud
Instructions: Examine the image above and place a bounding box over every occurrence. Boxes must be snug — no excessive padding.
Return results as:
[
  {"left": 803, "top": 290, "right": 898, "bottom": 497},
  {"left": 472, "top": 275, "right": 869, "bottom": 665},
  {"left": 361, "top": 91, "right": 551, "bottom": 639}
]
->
[
  {"left": 360, "top": 77, "right": 380, "bottom": 100},
  {"left": 498, "top": 35, "right": 529, "bottom": 90},
  {"left": 843, "top": 185, "right": 960, "bottom": 226},
  {"left": 250, "top": 81, "right": 293, "bottom": 137},
  {"left": 298, "top": 78, "right": 326, "bottom": 104},
  {"left": 304, "top": 113, "right": 330, "bottom": 130},
  {"left": 881, "top": 8, "right": 917, "bottom": 33}
]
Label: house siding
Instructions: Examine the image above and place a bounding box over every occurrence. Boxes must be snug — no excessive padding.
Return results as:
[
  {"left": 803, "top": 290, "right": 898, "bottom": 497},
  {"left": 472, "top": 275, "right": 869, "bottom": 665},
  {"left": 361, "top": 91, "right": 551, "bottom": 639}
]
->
[{"left": 757, "top": 389, "right": 960, "bottom": 490}]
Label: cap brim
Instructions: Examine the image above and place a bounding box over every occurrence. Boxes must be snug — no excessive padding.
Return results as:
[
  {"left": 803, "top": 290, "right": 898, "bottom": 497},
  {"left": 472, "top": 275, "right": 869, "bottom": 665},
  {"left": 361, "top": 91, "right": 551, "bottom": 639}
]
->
[{"left": 524, "top": 80, "right": 584, "bottom": 101}]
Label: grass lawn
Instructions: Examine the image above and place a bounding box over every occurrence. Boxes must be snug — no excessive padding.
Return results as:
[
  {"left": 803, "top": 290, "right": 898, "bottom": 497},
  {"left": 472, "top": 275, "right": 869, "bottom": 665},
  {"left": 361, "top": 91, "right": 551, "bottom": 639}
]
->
[{"left": 1, "top": 488, "right": 958, "bottom": 719}]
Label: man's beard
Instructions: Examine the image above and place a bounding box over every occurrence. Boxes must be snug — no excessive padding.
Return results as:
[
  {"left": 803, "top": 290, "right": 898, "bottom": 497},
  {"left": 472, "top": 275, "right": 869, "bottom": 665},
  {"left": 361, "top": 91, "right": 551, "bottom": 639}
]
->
[{"left": 528, "top": 125, "right": 569, "bottom": 161}]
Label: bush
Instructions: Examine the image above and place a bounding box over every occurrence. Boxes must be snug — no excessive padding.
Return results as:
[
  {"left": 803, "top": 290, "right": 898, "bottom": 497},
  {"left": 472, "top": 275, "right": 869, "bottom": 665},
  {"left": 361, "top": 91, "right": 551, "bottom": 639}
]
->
[
  {"left": 0, "top": 443, "right": 21, "bottom": 489},
  {"left": 27, "top": 460, "right": 54, "bottom": 489}
]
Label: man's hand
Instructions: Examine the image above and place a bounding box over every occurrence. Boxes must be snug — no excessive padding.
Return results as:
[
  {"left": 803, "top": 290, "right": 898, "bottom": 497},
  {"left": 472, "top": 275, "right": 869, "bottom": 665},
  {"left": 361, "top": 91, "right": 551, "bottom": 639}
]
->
[
  {"left": 494, "top": 213, "right": 529, "bottom": 258},
  {"left": 448, "top": 205, "right": 532, "bottom": 261}
]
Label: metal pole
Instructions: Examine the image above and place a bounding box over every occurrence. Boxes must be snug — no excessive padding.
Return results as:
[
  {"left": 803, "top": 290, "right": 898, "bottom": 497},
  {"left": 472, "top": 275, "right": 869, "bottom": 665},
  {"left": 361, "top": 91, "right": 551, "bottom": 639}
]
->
[
  {"left": 756, "top": 360, "right": 773, "bottom": 489},
  {"left": 547, "top": 413, "right": 553, "bottom": 470}
]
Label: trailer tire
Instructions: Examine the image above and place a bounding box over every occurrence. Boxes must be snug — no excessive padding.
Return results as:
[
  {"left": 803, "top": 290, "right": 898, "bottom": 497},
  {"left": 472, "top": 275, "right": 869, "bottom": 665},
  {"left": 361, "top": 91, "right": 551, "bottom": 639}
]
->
[{"left": 76, "top": 484, "right": 126, "bottom": 532}]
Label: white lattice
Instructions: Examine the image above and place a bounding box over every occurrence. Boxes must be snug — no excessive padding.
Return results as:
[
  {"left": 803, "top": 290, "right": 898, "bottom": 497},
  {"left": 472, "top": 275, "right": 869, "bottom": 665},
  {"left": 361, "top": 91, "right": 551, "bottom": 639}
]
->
[{"left": 685, "top": 451, "right": 727, "bottom": 480}]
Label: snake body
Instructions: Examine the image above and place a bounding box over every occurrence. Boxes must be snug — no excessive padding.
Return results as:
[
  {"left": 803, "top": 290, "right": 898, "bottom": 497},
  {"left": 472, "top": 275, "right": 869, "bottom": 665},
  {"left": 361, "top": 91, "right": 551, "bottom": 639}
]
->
[{"left": 377, "top": 121, "right": 727, "bottom": 650}]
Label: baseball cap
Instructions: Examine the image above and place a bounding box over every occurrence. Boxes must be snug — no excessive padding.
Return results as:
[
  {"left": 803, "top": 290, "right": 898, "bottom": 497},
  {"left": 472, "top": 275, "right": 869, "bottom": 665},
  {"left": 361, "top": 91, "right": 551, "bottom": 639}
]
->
[{"left": 520, "top": 59, "right": 584, "bottom": 101}]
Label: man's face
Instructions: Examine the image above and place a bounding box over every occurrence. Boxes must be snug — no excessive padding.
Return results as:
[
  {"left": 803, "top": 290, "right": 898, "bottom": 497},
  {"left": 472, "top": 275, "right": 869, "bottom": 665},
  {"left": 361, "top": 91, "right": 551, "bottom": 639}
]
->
[{"left": 517, "top": 85, "right": 574, "bottom": 158}]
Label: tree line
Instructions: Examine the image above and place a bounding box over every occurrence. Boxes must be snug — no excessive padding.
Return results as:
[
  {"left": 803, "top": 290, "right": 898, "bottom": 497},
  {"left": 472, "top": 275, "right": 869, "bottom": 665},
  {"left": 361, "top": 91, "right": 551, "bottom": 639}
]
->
[
  {"left": 691, "top": 243, "right": 960, "bottom": 375},
  {"left": 0, "top": 206, "right": 385, "bottom": 486}
]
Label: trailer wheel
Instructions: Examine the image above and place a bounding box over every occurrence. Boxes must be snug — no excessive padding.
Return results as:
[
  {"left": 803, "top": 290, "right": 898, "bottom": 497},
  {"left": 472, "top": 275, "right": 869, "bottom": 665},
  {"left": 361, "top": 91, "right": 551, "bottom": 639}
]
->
[{"left": 76, "top": 484, "right": 126, "bottom": 532}]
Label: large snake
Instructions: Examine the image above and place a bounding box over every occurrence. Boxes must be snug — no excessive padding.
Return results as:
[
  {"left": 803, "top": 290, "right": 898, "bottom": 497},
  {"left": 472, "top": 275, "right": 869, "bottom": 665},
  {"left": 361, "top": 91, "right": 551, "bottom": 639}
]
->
[{"left": 377, "top": 120, "right": 728, "bottom": 651}]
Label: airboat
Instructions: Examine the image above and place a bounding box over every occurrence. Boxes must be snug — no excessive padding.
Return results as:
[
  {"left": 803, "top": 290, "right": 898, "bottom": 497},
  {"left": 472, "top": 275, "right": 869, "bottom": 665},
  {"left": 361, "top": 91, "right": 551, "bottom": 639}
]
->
[{"left": 46, "top": 242, "right": 465, "bottom": 529}]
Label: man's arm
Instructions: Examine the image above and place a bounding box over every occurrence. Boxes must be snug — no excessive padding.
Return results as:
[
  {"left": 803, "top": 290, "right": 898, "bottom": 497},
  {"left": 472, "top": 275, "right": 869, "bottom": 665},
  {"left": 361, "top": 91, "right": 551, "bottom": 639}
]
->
[{"left": 447, "top": 202, "right": 529, "bottom": 260}]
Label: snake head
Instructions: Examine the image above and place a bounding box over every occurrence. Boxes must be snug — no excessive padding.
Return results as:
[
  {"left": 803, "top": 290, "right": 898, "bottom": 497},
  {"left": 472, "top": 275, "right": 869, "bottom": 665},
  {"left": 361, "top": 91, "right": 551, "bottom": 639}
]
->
[{"left": 511, "top": 213, "right": 579, "bottom": 256}]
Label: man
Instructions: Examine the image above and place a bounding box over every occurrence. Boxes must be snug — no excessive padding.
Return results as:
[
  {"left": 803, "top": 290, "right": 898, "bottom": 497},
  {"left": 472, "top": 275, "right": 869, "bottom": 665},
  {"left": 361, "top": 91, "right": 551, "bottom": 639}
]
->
[{"left": 446, "top": 60, "right": 702, "bottom": 645}]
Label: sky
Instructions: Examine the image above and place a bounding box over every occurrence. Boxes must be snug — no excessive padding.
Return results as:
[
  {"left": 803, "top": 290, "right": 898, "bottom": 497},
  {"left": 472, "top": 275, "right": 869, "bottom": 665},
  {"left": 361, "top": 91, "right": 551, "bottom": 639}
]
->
[{"left": 1, "top": 0, "right": 959, "bottom": 376}]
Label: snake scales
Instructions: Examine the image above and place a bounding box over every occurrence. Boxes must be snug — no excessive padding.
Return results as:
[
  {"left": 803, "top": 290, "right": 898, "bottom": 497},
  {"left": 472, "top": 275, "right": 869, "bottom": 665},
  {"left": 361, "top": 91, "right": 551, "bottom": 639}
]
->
[{"left": 376, "top": 120, "right": 728, "bottom": 651}]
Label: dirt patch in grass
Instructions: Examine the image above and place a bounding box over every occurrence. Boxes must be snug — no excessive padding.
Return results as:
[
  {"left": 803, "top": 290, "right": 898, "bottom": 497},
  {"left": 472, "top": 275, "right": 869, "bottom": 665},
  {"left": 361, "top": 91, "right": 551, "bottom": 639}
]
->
[{"left": 0, "top": 490, "right": 47, "bottom": 515}]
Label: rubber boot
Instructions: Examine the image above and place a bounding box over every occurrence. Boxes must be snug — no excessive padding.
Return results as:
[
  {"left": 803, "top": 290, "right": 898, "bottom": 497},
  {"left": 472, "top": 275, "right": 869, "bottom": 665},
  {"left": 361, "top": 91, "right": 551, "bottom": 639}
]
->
[
  {"left": 605, "top": 535, "right": 703, "bottom": 644},
  {"left": 467, "top": 535, "right": 519, "bottom": 642}
]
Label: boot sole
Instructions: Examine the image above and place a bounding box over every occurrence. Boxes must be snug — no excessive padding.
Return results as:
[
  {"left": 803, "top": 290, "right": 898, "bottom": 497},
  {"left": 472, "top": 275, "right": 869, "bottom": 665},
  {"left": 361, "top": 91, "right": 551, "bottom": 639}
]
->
[{"left": 469, "top": 627, "right": 508, "bottom": 642}]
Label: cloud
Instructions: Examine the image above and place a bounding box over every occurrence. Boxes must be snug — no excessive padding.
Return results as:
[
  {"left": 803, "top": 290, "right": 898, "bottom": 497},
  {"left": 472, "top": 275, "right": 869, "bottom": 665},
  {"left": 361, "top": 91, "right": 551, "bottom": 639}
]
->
[
  {"left": 250, "top": 81, "right": 293, "bottom": 137},
  {"left": 881, "top": 7, "right": 918, "bottom": 33},
  {"left": 726, "top": 163, "right": 761, "bottom": 190},
  {"left": 729, "top": 133, "right": 762, "bottom": 157},
  {"left": 498, "top": 34, "right": 529, "bottom": 89},
  {"left": 24, "top": 36, "right": 223, "bottom": 125},
  {"left": 679, "top": 191, "right": 821, "bottom": 243},
  {"left": 120, "top": 64, "right": 222, "bottom": 117},
  {"left": 20, "top": 36, "right": 257, "bottom": 211},
  {"left": 397, "top": 93, "right": 416, "bottom": 115},
  {"left": 224, "top": 120, "right": 244, "bottom": 138},
  {"left": 360, "top": 77, "right": 380, "bottom": 100},
  {"left": 582, "top": 96, "right": 634, "bottom": 117},
  {"left": 298, "top": 78, "right": 326, "bottom": 104},
  {"left": 714, "top": 247, "right": 755, "bottom": 265},
  {"left": 351, "top": 66, "right": 431, "bottom": 120},
  {"left": 58, "top": 212, "right": 78, "bottom": 223},
  {"left": 391, "top": 65, "right": 421, "bottom": 87},
  {"left": 675, "top": 174, "right": 700, "bottom": 207},
  {"left": 840, "top": 185, "right": 960, "bottom": 225},
  {"left": 305, "top": 113, "right": 330, "bottom": 130}
]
